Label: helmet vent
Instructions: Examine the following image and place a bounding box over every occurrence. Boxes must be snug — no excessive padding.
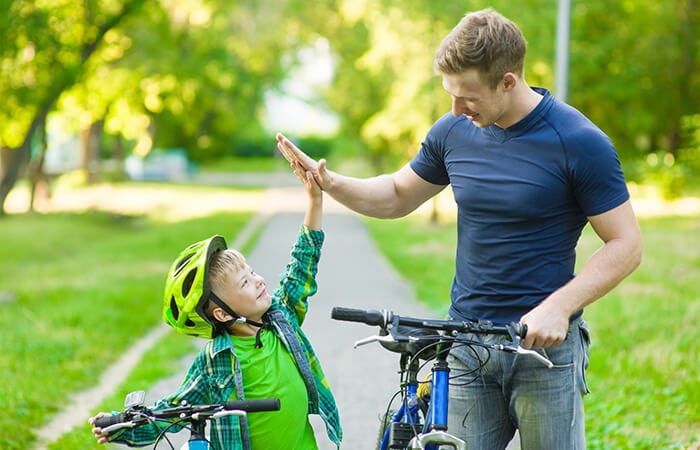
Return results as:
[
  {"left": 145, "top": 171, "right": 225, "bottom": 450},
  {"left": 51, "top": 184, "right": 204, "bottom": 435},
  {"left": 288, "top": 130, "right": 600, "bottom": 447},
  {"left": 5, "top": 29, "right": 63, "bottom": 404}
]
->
[
  {"left": 173, "top": 254, "right": 194, "bottom": 277},
  {"left": 182, "top": 268, "right": 197, "bottom": 298},
  {"left": 170, "top": 297, "right": 179, "bottom": 320}
]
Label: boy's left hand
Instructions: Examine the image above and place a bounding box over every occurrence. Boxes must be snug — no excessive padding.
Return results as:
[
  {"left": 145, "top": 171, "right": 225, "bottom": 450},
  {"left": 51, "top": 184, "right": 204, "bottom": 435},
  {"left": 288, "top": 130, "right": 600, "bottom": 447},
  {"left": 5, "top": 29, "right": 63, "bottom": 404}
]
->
[{"left": 292, "top": 159, "right": 322, "bottom": 198}]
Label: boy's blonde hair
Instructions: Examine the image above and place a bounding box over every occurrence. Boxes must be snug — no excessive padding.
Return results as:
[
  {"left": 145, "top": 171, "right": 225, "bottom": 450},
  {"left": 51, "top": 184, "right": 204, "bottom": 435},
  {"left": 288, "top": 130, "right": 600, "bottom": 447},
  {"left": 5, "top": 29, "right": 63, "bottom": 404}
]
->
[{"left": 433, "top": 8, "right": 527, "bottom": 89}]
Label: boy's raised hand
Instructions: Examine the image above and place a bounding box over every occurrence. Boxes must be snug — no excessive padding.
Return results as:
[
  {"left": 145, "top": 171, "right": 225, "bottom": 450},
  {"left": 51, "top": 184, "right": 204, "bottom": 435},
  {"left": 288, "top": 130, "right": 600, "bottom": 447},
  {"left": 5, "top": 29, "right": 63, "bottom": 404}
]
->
[{"left": 297, "top": 163, "right": 323, "bottom": 199}]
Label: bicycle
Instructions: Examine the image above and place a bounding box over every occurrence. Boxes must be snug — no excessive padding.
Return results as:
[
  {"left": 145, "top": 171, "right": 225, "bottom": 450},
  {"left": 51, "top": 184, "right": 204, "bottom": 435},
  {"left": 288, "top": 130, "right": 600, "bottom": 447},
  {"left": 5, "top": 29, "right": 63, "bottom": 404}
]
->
[
  {"left": 330, "top": 306, "right": 553, "bottom": 450},
  {"left": 93, "top": 390, "right": 280, "bottom": 449}
]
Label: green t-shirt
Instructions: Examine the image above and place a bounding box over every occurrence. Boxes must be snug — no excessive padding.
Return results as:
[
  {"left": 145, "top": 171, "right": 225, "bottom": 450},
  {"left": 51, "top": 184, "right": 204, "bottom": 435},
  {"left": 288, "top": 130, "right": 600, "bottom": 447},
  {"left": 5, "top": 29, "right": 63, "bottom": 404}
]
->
[{"left": 231, "top": 329, "right": 318, "bottom": 450}]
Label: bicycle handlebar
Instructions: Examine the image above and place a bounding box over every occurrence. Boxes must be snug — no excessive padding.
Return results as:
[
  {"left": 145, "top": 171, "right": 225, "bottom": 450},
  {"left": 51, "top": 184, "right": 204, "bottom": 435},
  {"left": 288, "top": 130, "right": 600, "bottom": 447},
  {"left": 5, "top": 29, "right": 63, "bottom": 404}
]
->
[
  {"left": 331, "top": 306, "right": 527, "bottom": 338},
  {"left": 94, "top": 412, "right": 131, "bottom": 429},
  {"left": 94, "top": 397, "right": 281, "bottom": 429},
  {"left": 331, "top": 306, "right": 556, "bottom": 368}
]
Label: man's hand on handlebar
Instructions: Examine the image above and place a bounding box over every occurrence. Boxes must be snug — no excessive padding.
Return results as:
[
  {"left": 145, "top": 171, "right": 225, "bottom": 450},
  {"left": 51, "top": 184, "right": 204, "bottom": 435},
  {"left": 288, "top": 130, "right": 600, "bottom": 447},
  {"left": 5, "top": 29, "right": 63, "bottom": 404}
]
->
[{"left": 520, "top": 301, "right": 570, "bottom": 349}]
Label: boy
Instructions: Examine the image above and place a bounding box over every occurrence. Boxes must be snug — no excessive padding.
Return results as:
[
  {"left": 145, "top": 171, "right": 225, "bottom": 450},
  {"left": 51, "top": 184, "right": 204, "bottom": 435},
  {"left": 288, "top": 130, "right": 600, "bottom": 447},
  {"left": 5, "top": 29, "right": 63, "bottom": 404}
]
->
[{"left": 89, "top": 164, "right": 342, "bottom": 449}]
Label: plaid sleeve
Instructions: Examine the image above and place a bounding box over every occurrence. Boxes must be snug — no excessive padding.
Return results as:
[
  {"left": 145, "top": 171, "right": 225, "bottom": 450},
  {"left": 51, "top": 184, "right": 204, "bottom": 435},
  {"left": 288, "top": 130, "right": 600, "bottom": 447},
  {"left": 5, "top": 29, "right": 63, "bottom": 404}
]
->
[
  {"left": 105, "top": 352, "right": 211, "bottom": 446},
  {"left": 274, "top": 225, "right": 324, "bottom": 326}
]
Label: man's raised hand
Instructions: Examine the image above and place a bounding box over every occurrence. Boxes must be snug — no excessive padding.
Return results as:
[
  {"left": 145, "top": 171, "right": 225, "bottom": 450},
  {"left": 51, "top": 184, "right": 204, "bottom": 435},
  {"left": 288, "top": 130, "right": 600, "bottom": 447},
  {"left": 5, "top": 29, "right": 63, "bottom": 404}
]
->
[{"left": 276, "top": 132, "right": 332, "bottom": 190}]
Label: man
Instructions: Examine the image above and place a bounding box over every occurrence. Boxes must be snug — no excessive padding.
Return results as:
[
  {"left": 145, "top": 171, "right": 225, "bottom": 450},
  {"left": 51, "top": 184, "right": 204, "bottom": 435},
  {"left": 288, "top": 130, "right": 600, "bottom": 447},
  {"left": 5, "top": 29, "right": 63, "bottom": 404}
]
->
[{"left": 277, "top": 8, "right": 641, "bottom": 450}]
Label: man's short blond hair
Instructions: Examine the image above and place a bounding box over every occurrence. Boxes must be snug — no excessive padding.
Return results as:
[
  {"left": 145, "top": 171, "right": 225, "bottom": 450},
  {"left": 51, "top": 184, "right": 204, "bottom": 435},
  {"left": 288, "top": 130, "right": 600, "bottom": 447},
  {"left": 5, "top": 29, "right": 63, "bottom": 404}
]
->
[{"left": 434, "top": 8, "right": 527, "bottom": 89}]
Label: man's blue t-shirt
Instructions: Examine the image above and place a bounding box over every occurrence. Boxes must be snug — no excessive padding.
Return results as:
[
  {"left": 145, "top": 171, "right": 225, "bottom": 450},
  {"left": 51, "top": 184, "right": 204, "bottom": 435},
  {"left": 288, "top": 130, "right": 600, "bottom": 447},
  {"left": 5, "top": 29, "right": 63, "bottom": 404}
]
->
[{"left": 410, "top": 88, "right": 629, "bottom": 325}]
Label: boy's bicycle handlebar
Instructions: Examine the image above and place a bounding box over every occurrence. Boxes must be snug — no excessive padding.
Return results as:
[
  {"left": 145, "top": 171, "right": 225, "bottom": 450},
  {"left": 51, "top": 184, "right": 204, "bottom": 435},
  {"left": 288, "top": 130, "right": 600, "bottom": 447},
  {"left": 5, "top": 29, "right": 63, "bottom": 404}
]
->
[{"left": 94, "top": 397, "right": 281, "bottom": 433}]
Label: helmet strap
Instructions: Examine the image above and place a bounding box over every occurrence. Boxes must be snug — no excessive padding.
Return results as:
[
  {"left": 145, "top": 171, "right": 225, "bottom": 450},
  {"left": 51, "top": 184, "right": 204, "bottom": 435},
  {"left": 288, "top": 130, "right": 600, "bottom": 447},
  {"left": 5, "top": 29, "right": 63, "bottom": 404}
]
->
[
  {"left": 210, "top": 292, "right": 266, "bottom": 343},
  {"left": 253, "top": 314, "right": 271, "bottom": 349}
]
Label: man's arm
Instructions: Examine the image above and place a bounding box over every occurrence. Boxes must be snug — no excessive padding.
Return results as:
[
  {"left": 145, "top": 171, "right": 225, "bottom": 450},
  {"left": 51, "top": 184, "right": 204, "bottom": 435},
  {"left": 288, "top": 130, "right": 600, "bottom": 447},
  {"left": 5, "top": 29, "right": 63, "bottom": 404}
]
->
[
  {"left": 521, "top": 199, "right": 643, "bottom": 349},
  {"left": 277, "top": 133, "right": 444, "bottom": 218}
]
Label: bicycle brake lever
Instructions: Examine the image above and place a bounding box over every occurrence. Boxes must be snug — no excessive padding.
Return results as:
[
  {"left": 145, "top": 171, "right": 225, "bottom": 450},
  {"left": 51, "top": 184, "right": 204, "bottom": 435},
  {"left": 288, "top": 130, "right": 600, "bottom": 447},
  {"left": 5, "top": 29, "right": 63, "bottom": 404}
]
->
[
  {"left": 516, "top": 347, "right": 554, "bottom": 368},
  {"left": 494, "top": 344, "right": 554, "bottom": 368},
  {"left": 353, "top": 334, "right": 395, "bottom": 348}
]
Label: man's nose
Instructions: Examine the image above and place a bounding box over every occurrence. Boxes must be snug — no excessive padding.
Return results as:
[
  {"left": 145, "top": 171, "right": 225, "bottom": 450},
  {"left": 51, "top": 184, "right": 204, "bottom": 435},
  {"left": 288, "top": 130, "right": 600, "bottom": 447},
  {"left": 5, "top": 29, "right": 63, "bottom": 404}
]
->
[{"left": 452, "top": 98, "right": 469, "bottom": 117}]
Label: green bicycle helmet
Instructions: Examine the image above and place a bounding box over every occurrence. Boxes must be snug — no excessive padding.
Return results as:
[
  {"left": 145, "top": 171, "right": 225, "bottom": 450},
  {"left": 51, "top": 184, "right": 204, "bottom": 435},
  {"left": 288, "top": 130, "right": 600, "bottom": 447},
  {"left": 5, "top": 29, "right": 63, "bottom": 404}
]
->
[{"left": 162, "top": 235, "right": 229, "bottom": 339}]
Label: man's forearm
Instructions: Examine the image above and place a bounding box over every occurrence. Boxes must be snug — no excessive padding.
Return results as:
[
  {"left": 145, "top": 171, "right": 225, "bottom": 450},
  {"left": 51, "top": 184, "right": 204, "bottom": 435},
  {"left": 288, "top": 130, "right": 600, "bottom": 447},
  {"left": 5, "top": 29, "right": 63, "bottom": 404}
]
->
[
  {"left": 548, "top": 236, "right": 642, "bottom": 316},
  {"left": 325, "top": 172, "right": 409, "bottom": 219}
]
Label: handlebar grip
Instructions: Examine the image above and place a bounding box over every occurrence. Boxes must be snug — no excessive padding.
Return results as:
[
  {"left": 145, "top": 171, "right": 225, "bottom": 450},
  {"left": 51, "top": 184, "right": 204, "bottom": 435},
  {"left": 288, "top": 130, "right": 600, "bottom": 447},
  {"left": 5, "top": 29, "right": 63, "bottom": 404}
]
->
[
  {"left": 94, "top": 413, "right": 127, "bottom": 429},
  {"left": 512, "top": 322, "right": 528, "bottom": 338},
  {"left": 331, "top": 307, "right": 386, "bottom": 326},
  {"left": 224, "top": 398, "right": 281, "bottom": 412}
]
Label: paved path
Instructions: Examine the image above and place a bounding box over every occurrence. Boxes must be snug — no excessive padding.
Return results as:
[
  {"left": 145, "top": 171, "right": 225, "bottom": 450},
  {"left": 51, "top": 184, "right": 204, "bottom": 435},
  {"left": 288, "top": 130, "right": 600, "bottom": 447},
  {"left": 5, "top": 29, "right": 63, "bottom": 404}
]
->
[
  {"left": 252, "top": 206, "right": 436, "bottom": 449},
  {"left": 35, "top": 176, "right": 518, "bottom": 449},
  {"left": 114, "top": 186, "right": 437, "bottom": 450}
]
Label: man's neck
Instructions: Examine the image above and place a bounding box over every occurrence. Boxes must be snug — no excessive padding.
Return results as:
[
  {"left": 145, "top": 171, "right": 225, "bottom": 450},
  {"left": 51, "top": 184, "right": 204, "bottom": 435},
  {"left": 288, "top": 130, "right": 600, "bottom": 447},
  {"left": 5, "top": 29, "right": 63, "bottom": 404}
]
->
[{"left": 496, "top": 83, "right": 543, "bottom": 129}]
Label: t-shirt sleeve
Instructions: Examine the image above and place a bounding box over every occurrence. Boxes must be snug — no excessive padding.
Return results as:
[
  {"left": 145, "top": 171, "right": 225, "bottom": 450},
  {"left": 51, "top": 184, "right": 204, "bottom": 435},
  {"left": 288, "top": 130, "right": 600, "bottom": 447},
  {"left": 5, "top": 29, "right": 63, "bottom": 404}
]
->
[
  {"left": 409, "top": 113, "right": 459, "bottom": 186},
  {"left": 567, "top": 124, "right": 630, "bottom": 217}
]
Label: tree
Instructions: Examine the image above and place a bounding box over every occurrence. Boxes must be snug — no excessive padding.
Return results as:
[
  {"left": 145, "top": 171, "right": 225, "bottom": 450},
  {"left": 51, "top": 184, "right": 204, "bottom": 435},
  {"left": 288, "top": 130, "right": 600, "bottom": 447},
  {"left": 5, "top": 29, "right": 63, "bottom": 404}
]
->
[
  {"left": 0, "top": 0, "right": 145, "bottom": 215},
  {"left": 568, "top": 0, "right": 699, "bottom": 186}
]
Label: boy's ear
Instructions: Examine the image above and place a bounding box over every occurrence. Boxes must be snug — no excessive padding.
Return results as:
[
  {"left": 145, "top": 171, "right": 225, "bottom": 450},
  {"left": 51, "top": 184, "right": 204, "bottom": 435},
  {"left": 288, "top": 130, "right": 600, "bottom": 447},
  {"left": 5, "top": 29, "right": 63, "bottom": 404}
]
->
[{"left": 211, "top": 307, "right": 233, "bottom": 323}]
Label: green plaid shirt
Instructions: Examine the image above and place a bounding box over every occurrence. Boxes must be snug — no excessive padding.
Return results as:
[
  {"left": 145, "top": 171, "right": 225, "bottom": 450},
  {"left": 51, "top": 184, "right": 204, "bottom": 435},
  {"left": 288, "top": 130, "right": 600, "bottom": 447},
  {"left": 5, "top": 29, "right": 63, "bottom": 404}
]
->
[{"left": 110, "top": 226, "right": 342, "bottom": 449}]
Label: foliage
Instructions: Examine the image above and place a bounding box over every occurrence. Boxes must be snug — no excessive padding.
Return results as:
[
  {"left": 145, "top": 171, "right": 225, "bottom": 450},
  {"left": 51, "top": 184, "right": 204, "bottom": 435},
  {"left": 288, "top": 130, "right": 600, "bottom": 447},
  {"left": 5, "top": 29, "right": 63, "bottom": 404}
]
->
[
  {"left": 1, "top": 0, "right": 699, "bottom": 211},
  {"left": 568, "top": 0, "right": 699, "bottom": 185},
  {"left": 365, "top": 213, "right": 700, "bottom": 448},
  {"left": 0, "top": 207, "right": 254, "bottom": 449}
]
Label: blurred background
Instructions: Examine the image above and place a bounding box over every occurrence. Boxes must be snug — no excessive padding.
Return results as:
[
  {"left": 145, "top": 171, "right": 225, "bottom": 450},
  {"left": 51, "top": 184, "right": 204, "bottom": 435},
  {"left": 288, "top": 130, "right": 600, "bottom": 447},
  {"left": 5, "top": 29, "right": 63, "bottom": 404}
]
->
[
  {"left": 2, "top": 1, "right": 699, "bottom": 449},
  {"left": 1, "top": 0, "right": 698, "bottom": 211}
]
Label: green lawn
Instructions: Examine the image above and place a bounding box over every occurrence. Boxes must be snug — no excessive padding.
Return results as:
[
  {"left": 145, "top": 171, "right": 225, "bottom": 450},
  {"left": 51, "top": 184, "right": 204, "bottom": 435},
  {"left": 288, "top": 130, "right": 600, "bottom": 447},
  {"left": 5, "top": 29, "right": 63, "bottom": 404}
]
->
[
  {"left": 0, "top": 188, "right": 257, "bottom": 449},
  {"left": 365, "top": 214, "right": 700, "bottom": 449},
  {"left": 4, "top": 178, "right": 698, "bottom": 449}
]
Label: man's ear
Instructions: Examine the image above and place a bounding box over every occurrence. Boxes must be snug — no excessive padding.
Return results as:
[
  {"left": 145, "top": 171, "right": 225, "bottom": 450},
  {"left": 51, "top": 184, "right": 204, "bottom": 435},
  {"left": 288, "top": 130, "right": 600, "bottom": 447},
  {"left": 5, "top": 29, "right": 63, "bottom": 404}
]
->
[
  {"left": 211, "top": 307, "right": 233, "bottom": 323},
  {"left": 502, "top": 72, "right": 517, "bottom": 91}
]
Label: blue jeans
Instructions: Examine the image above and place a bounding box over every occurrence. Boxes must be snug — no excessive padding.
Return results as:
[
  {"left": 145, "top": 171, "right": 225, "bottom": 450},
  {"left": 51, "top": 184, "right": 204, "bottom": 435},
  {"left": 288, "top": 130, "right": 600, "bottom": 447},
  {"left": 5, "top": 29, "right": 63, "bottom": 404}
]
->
[{"left": 446, "top": 316, "right": 591, "bottom": 450}]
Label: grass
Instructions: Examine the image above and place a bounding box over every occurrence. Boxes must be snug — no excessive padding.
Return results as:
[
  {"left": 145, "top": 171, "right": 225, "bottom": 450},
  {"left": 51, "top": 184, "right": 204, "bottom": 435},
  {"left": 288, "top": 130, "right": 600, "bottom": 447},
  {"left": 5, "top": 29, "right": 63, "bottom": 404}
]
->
[
  {"left": 50, "top": 331, "right": 200, "bottom": 449},
  {"left": 365, "top": 214, "right": 700, "bottom": 449},
  {"left": 0, "top": 191, "right": 257, "bottom": 449},
  {"left": 4, "top": 174, "right": 698, "bottom": 449}
]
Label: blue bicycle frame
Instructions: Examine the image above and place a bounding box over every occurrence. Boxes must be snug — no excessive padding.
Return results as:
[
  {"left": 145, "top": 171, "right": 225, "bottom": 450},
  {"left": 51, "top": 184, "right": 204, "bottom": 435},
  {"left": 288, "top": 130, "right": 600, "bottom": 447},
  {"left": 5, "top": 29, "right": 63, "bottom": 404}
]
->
[
  {"left": 332, "top": 306, "right": 539, "bottom": 450},
  {"left": 379, "top": 343, "right": 465, "bottom": 450}
]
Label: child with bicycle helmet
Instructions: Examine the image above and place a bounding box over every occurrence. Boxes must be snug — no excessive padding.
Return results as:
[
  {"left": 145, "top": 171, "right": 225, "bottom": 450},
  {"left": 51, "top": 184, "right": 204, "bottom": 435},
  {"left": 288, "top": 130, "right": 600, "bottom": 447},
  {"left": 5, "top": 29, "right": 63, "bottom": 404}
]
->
[{"left": 89, "top": 162, "right": 342, "bottom": 450}]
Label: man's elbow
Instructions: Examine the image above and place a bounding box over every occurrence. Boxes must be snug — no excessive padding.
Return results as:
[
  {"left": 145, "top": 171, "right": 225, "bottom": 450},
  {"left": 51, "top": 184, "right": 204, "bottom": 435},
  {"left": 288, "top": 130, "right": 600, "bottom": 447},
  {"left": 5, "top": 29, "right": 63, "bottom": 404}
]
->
[{"left": 627, "top": 235, "right": 643, "bottom": 274}]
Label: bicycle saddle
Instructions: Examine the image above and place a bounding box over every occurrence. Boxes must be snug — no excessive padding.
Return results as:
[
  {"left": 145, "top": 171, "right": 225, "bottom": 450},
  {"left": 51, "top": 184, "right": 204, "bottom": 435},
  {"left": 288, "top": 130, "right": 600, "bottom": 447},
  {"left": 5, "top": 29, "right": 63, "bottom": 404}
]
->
[{"left": 379, "top": 325, "right": 441, "bottom": 360}]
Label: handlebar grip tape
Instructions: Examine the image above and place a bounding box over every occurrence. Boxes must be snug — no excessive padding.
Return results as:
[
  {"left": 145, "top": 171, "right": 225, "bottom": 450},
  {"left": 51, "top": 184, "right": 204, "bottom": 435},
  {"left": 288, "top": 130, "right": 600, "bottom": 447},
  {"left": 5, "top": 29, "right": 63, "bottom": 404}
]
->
[{"left": 331, "top": 307, "right": 385, "bottom": 326}]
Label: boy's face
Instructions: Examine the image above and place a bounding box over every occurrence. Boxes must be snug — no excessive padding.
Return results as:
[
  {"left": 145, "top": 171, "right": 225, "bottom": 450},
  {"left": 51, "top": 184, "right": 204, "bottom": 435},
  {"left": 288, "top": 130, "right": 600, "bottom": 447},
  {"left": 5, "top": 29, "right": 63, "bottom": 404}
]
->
[{"left": 218, "top": 264, "right": 271, "bottom": 322}]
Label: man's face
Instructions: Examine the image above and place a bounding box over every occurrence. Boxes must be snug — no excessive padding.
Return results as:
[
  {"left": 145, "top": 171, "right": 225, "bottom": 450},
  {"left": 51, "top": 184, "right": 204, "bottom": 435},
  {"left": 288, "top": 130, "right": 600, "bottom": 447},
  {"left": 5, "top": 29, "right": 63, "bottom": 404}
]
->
[
  {"left": 442, "top": 69, "right": 508, "bottom": 128},
  {"left": 219, "top": 264, "right": 271, "bottom": 322}
]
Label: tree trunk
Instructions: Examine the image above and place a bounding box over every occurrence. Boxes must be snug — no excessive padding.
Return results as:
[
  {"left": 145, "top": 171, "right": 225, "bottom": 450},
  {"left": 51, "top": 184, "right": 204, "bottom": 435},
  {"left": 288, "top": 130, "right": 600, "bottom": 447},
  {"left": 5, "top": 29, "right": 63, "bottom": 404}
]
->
[
  {"left": 81, "top": 120, "right": 103, "bottom": 184},
  {"left": 28, "top": 115, "right": 49, "bottom": 212},
  {"left": 0, "top": 144, "right": 31, "bottom": 216}
]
